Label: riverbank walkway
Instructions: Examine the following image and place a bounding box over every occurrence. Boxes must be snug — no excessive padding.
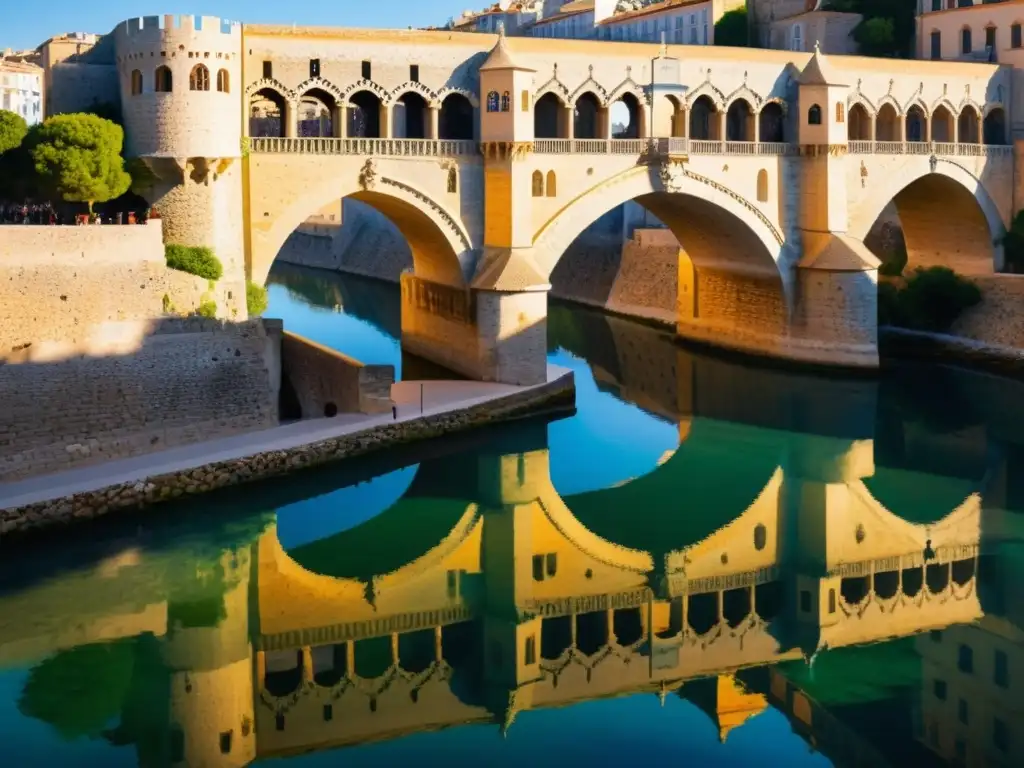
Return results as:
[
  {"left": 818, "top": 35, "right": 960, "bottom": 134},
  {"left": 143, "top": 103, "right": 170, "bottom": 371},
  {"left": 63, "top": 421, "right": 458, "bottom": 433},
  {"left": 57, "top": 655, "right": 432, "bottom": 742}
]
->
[{"left": 0, "top": 367, "right": 572, "bottom": 513}]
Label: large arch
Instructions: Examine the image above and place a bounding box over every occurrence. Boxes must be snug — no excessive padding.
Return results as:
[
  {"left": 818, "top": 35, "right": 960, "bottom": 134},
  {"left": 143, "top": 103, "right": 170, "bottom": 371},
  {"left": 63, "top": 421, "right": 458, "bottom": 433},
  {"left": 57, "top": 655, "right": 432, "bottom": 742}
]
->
[
  {"left": 248, "top": 163, "right": 475, "bottom": 287},
  {"left": 849, "top": 160, "right": 1005, "bottom": 275}
]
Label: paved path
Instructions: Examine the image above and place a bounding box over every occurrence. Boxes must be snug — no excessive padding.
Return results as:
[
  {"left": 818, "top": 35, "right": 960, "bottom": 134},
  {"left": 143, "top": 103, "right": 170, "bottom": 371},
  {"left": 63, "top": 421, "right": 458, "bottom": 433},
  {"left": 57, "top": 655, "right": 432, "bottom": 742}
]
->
[{"left": 0, "top": 366, "right": 570, "bottom": 510}]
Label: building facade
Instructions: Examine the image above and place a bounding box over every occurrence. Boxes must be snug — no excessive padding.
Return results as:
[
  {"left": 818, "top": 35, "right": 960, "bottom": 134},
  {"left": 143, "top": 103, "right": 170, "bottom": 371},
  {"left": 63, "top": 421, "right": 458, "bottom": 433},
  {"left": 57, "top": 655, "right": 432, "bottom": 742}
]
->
[
  {"left": 0, "top": 57, "right": 43, "bottom": 125},
  {"left": 918, "top": 0, "right": 1024, "bottom": 63}
]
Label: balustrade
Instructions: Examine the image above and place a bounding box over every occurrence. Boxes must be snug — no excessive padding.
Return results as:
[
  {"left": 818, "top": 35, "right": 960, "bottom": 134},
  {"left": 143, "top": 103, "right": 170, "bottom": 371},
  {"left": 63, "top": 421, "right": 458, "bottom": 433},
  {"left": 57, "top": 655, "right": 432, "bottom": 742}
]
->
[{"left": 248, "top": 137, "right": 477, "bottom": 156}]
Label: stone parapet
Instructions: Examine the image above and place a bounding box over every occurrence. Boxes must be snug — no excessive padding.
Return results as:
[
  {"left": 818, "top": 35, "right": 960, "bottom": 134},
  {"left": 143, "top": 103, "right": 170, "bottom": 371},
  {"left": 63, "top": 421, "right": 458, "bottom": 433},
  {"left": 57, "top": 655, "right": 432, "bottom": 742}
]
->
[{"left": 281, "top": 331, "right": 394, "bottom": 416}]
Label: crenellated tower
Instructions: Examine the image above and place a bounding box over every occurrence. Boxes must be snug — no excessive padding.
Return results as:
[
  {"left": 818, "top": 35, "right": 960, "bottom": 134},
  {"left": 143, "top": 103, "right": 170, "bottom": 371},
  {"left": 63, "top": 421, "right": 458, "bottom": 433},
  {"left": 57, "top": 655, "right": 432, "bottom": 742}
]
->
[{"left": 113, "top": 15, "right": 246, "bottom": 317}]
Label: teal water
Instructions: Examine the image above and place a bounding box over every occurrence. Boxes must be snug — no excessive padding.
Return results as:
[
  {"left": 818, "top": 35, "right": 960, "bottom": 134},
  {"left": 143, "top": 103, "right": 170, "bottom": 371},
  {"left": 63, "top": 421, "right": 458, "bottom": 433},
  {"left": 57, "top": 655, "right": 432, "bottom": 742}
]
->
[{"left": 2, "top": 262, "right": 1023, "bottom": 767}]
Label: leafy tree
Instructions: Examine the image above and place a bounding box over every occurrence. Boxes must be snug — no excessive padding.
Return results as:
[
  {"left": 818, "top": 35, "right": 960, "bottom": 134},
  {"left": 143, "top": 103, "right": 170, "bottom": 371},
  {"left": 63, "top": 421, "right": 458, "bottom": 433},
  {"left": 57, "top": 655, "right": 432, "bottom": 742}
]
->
[
  {"left": 30, "top": 113, "right": 131, "bottom": 213},
  {"left": 854, "top": 17, "right": 897, "bottom": 58},
  {"left": 1001, "top": 210, "right": 1024, "bottom": 272},
  {"left": 715, "top": 8, "right": 749, "bottom": 48},
  {"left": 0, "top": 123, "right": 40, "bottom": 202},
  {"left": 0, "top": 109, "right": 28, "bottom": 155},
  {"left": 246, "top": 281, "right": 269, "bottom": 316},
  {"left": 165, "top": 244, "right": 223, "bottom": 280}
]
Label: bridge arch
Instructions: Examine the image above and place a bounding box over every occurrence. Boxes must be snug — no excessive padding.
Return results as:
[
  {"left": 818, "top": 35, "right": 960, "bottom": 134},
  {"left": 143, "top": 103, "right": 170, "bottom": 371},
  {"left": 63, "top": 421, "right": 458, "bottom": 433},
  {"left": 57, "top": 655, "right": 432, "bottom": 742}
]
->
[
  {"left": 249, "top": 165, "right": 475, "bottom": 287},
  {"left": 849, "top": 158, "right": 1005, "bottom": 274}
]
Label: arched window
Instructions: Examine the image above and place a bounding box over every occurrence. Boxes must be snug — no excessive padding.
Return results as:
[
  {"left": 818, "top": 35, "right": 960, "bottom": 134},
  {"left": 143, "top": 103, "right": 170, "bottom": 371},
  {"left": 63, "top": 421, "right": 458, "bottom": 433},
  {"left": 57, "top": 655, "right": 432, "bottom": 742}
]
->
[
  {"left": 190, "top": 64, "right": 209, "bottom": 91},
  {"left": 807, "top": 104, "right": 822, "bottom": 125},
  {"left": 546, "top": 170, "right": 557, "bottom": 197},
  {"left": 961, "top": 26, "right": 972, "bottom": 55},
  {"left": 754, "top": 523, "right": 767, "bottom": 551},
  {"left": 756, "top": 170, "right": 768, "bottom": 203},
  {"left": 216, "top": 68, "right": 230, "bottom": 93},
  {"left": 155, "top": 65, "right": 172, "bottom": 93},
  {"left": 501, "top": 91, "right": 511, "bottom": 112},
  {"left": 486, "top": 91, "right": 499, "bottom": 112},
  {"left": 531, "top": 170, "right": 544, "bottom": 197},
  {"left": 130, "top": 69, "right": 143, "bottom": 95},
  {"left": 521, "top": 89, "right": 530, "bottom": 112},
  {"left": 835, "top": 102, "right": 845, "bottom": 123}
]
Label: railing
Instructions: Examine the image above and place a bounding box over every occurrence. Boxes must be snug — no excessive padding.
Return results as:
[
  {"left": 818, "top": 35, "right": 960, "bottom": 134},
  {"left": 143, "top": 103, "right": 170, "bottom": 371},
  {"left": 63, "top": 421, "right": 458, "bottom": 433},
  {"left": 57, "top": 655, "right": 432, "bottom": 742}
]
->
[
  {"left": 249, "top": 137, "right": 478, "bottom": 156},
  {"left": 532, "top": 138, "right": 798, "bottom": 156},
  {"left": 848, "top": 140, "right": 1013, "bottom": 157}
]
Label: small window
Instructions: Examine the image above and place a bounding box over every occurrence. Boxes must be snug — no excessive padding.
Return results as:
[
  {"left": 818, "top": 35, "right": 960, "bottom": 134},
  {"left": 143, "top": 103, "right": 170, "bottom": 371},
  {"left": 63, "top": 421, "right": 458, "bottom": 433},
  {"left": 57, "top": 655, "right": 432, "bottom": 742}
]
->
[
  {"left": 219, "top": 731, "right": 232, "bottom": 755},
  {"left": 521, "top": 89, "right": 529, "bottom": 112},
  {"left": 958, "top": 698, "right": 969, "bottom": 725},
  {"left": 216, "top": 68, "right": 229, "bottom": 93},
  {"left": 993, "top": 718, "right": 1008, "bottom": 752},
  {"left": 995, "top": 649, "right": 1009, "bottom": 687},
  {"left": 361, "top": 60, "right": 371, "bottom": 79},
  {"left": 986, "top": 26, "right": 996, "bottom": 51},
  {"left": 835, "top": 102, "right": 845, "bottom": 123},
  {"left": 446, "top": 569, "right": 458, "bottom": 597},
  {"left": 958, "top": 644, "right": 974, "bottom": 673},
  {"left": 1013, "top": 23, "right": 1022, "bottom": 49},
  {"left": 524, "top": 635, "right": 536, "bottom": 665},
  {"left": 262, "top": 60, "right": 272, "bottom": 79},
  {"left": 501, "top": 91, "right": 510, "bottom": 112},
  {"left": 310, "top": 58, "right": 320, "bottom": 78},
  {"left": 531, "top": 170, "right": 544, "bottom": 197},
  {"left": 931, "top": 30, "right": 942, "bottom": 60},
  {"left": 130, "top": 69, "right": 143, "bottom": 95},
  {"left": 755, "top": 172, "right": 768, "bottom": 204},
  {"left": 486, "top": 90, "right": 500, "bottom": 112},
  {"left": 323, "top": 704, "right": 333, "bottom": 722},
  {"left": 189, "top": 64, "right": 209, "bottom": 91},
  {"left": 545, "top": 170, "right": 557, "bottom": 197},
  {"left": 827, "top": 588, "right": 836, "bottom": 614},
  {"left": 807, "top": 104, "right": 822, "bottom": 125},
  {"left": 545, "top": 553, "right": 557, "bottom": 577},
  {"left": 410, "top": 64, "right": 419, "bottom": 82},
  {"left": 155, "top": 65, "right": 172, "bottom": 92},
  {"left": 275, "top": 713, "right": 285, "bottom": 731},
  {"left": 962, "top": 27, "right": 972, "bottom": 55},
  {"left": 799, "top": 590, "right": 811, "bottom": 613},
  {"left": 532, "top": 554, "right": 544, "bottom": 581},
  {"left": 934, "top": 679, "right": 947, "bottom": 700}
]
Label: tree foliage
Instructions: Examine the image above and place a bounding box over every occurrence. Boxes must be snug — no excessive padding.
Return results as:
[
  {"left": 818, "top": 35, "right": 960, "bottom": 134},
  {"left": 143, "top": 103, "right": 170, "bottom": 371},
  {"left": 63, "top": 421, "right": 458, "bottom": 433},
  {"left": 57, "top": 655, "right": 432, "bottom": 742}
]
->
[
  {"left": 30, "top": 113, "right": 131, "bottom": 211},
  {"left": 854, "top": 17, "right": 897, "bottom": 58},
  {"left": 823, "top": 0, "right": 916, "bottom": 57},
  {"left": 0, "top": 109, "right": 28, "bottom": 156},
  {"left": 246, "top": 281, "right": 269, "bottom": 316},
  {"left": 165, "top": 244, "right": 223, "bottom": 281},
  {"left": 714, "top": 8, "right": 749, "bottom": 48},
  {"left": 879, "top": 267, "right": 981, "bottom": 333}
]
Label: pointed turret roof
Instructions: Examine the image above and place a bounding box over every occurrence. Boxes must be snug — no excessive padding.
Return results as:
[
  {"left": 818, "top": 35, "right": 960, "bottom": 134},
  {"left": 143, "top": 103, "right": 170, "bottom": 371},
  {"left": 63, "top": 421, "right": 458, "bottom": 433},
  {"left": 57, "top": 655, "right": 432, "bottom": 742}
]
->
[
  {"left": 480, "top": 25, "right": 535, "bottom": 72},
  {"left": 798, "top": 43, "right": 845, "bottom": 87}
]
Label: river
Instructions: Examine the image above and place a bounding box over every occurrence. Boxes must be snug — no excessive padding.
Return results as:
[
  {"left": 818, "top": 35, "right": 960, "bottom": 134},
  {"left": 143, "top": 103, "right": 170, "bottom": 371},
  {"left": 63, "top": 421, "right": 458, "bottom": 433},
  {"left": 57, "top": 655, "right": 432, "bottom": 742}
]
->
[{"left": 1, "top": 262, "right": 1022, "bottom": 766}]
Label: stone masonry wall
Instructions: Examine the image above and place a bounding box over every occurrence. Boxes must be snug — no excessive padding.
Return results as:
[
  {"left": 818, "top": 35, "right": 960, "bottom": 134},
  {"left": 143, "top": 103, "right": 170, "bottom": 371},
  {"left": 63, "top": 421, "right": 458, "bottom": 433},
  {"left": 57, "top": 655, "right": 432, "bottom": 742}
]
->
[
  {"left": 0, "top": 222, "right": 227, "bottom": 352},
  {"left": 0, "top": 318, "right": 278, "bottom": 482},
  {"left": 952, "top": 275, "right": 1024, "bottom": 349},
  {"left": 281, "top": 331, "right": 394, "bottom": 417}
]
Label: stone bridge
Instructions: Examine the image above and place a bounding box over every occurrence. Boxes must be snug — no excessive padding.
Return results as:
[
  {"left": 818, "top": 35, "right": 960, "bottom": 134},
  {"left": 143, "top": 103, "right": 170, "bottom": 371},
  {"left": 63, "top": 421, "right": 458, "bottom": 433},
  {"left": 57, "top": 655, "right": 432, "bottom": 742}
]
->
[{"left": 113, "top": 15, "right": 1018, "bottom": 383}]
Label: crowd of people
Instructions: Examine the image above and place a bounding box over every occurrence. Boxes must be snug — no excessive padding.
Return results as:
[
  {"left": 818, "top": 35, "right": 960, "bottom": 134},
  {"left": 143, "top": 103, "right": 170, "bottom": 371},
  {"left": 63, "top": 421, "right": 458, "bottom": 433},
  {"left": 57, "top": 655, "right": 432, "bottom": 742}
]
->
[{"left": 0, "top": 202, "right": 150, "bottom": 225}]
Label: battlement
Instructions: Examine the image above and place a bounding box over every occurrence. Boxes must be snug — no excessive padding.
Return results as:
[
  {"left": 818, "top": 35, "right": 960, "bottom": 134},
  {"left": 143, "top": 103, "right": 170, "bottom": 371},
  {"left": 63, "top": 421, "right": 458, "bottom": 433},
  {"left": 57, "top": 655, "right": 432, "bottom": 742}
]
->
[{"left": 115, "top": 15, "right": 240, "bottom": 40}]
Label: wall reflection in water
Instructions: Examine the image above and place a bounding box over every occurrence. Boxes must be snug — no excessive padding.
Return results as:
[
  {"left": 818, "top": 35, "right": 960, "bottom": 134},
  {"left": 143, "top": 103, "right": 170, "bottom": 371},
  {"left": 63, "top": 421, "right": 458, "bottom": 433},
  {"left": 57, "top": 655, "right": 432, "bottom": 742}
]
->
[{"left": 4, "top": 284, "right": 1024, "bottom": 767}]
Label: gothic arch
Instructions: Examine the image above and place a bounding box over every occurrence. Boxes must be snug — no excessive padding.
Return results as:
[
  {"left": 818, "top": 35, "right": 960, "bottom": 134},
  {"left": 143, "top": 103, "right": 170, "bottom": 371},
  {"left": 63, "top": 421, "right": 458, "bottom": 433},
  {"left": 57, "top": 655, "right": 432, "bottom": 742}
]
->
[
  {"left": 534, "top": 75, "right": 571, "bottom": 104},
  {"left": 569, "top": 77, "right": 609, "bottom": 106},
  {"left": 984, "top": 100, "right": 1008, "bottom": 117},
  {"left": 295, "top": 76, "right": 344, "bottom": 103},
  {"left": 761, "top": 96, "right": 789, "bottom": 116},
  {"left": 341, "top": 78, "right": 389, "bottom": 103},
  {"left": 435, "top": 86, "right": 480, "bottom": 109},
  {"left": 930, "top": 97, "right": 959, "bottom": 120},
  {"left": 903, "top": 96, "right": 929, "bottom": 119},
  {"left": 245, "top": 77, "right": 297, "bottom": 101},
  {"left": 388, "top": 80, "right": 438, "bottom": 107},
  {"left": 607, "top": 77, "right": 649, "bottom": 107},
  {"left": 684, "top": 80, "right": 727, "bottom": 111},
  {"left": 724, "top": 84, "right": 763, "bottom": 112},
  {"left": 955, "top": 96, "right": 984, "bottom": 116}
]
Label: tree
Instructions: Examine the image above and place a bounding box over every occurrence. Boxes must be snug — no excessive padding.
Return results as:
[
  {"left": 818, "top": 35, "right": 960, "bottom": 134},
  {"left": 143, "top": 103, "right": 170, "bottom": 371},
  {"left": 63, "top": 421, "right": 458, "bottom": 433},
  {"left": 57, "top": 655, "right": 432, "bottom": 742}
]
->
[
  {"left": 0, "top": 109, "right": 28, "bottom": 155},
  {"left": 854, "top": 17, "right": 897, "bottom": 58},
  {"left": 30, "top": 113, "right": 131, "bottom": 213},
  {"left": 714, "top": 8, "right": 748, "bottom": 48}
]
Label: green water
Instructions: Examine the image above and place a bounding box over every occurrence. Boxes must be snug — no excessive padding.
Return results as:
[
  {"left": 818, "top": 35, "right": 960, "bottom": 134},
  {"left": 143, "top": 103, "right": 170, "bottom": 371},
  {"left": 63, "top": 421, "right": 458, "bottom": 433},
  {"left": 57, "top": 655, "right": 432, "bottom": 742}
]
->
[{"left": 2, "top": 262, "right": 1023, "bottom": 767}]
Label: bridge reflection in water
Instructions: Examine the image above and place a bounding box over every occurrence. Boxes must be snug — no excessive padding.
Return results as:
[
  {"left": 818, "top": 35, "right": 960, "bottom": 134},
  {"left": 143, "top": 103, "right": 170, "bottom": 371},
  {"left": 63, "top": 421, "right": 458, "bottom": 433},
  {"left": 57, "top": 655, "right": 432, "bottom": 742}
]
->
[{"left": 4, "top": 295, "right": 1024, "bottom": 767}]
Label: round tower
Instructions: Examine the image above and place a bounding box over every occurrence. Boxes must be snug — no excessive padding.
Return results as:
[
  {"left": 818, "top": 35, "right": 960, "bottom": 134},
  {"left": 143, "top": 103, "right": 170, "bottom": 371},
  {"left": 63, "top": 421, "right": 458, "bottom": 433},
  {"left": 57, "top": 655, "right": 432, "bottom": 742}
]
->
[{"left": 113, "top": 15, "right": 246, "bottom": 317}]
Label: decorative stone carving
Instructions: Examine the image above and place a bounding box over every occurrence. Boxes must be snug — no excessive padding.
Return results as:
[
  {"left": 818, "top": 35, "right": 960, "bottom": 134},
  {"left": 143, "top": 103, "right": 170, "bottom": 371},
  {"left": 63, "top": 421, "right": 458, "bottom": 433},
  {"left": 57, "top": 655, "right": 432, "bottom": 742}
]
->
[
  {"left": 358, "top": 159, "right": 378, "bottom": 191},
  {"left": 379, "top": 177, "right": 473, "bottom": 252},
  {"left": 799, "top": 144, "right": 848, "bottom": 157},
  {"left": 659, "top": 160, "right": 686, "bottom": 193},
  {"left": 479, "top": 141, "right": 534, "bottom": 161}
]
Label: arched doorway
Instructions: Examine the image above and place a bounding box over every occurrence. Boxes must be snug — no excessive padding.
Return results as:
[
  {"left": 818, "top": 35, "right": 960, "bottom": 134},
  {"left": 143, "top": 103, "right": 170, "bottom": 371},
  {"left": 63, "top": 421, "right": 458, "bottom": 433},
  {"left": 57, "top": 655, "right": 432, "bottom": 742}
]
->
[
  {"left": 984, "top": 107, "right": 1007, "bottom": 145},
  {"left": 574, "top": 92, "right": 602, "bottom": 139},
  {"left": 848, "top": 103, "right": 872, "bottom": 140},
  {"left": 439, "top": 93, "right": 474, "bottom": 140},
  {"left": 905, "top": 104, "right": 927, "bottom": 142},
  {"left": 726, "top": 99, "right": 754, "bottom": 142},
  {"left": 759, "top": 102, "right": 785, "bottom": 142},
  {"left": 876, "top": 103, "right": 900, "bottom": 141},
  {"left": 534, "top": 92, "right": 566, "bottom": 138},
  {"left": 298, "top": 88, "right": 336, "bottom": 138},
  {"left": 393, "top": 91, "right": 428, "bottom": 139},
  {"left": 932, "top": 104, "right": 954, "bottom": 143},
  {"left": 348, "top": 90, "right": 383, "bottom": 138},
  {"left": 610, "top": 92, "right": 644, "bottom": 138},
  {"left": 249, "top": 87, "right": 286, "bottom": 137},
  {"left": 689, "top": 95, "right": 719, "bottom": 140},
  {"left": 958, "top": 105, "right": 980, "bottom": 144}
]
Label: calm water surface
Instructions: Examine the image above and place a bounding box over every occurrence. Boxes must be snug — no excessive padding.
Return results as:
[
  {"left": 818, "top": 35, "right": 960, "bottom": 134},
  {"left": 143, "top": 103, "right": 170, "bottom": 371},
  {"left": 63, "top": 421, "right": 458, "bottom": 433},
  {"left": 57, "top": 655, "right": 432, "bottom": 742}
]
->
[{"left": 2, "top": 262, "right": 1023, "bottom": 767}]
